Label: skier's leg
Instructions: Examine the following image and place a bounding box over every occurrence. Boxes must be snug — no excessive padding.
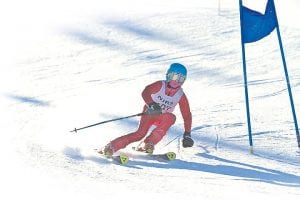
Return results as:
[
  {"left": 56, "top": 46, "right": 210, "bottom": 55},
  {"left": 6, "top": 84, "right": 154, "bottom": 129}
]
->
[
  {"left": 144, "top": 113, "right": 176, "bottom": 146},
  {"left": 108, "top": 115, "right": 154, "bottom": 152}
]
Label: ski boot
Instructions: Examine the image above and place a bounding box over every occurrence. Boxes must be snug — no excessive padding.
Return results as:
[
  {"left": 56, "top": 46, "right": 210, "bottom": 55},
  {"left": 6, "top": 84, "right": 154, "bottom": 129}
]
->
[
  {"left": 99, "top": 143, "right": 114, "bottom": 158},
  {"left": 144, "top": 142, "right": 155, "bottom": 154}
]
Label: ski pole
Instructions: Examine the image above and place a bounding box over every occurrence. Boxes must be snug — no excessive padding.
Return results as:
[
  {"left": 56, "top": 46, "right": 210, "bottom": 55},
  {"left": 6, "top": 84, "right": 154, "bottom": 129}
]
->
[
  {"left": 70, "top": 112, "right": 145, "bottom": 133},
  {"left": 163, "top": 134, "right": 181, "bottom": 147}
]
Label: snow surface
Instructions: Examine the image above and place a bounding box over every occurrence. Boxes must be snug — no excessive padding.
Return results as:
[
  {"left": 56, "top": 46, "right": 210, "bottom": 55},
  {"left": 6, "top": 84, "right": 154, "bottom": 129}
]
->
[{"left": 1, "top": 0, "right": 300, "bottom": 200}]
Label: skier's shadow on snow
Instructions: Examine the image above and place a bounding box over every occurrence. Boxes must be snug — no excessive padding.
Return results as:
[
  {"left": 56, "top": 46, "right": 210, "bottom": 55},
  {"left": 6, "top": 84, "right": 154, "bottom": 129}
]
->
[{"left": 127, "top": 153, "right": 300, "bottom": 187}]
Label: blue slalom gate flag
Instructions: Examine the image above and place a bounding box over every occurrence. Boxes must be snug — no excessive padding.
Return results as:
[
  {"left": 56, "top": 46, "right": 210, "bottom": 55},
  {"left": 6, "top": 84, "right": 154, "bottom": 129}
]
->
[
  {"left": 241, "top": 0, "right": 277, "bottom": 43},
  {"left": 239, "top": 0, "right": 300, "bottom": 150}
]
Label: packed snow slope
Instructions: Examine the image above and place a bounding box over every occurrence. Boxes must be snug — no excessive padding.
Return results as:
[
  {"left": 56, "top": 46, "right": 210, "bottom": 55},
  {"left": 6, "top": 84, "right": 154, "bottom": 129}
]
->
[{"left": 1, "top": 0, "right": 300, "bottom": 200}]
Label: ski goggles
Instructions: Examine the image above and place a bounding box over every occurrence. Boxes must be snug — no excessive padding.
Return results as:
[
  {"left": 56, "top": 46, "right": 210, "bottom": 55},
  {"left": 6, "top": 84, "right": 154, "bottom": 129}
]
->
[{"left": 166, "top": 72, "right": 186, "bottom": 84}]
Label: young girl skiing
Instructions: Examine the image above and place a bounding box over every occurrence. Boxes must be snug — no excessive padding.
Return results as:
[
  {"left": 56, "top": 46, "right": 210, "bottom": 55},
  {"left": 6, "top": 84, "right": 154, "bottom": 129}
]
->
[{"left": 101, "top": 63, "right": 194, "bottom": 156}]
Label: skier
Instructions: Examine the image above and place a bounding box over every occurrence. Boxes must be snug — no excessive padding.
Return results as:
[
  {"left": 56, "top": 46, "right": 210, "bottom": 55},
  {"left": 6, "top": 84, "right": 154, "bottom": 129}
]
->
[{"left": 101, "top": 63, "right": 194, "bottom": 156}]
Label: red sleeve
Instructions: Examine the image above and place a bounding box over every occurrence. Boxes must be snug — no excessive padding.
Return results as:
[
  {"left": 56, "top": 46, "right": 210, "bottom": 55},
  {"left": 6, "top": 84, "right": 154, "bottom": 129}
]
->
[
  {"left": 142, "top": 81, "right": 162, "bottom": 105},
  {"left": 179, "top": 94, "right": 192, "bottom": 133}
]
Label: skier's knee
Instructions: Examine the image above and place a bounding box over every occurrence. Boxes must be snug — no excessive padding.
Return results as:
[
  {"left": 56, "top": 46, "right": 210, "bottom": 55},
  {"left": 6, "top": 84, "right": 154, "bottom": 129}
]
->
[{"left": 165, "top": 113, "right": 176, "bottom": 125}]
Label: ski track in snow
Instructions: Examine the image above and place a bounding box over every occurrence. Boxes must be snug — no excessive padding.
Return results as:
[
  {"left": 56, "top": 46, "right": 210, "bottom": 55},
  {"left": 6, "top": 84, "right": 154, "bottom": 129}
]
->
[{"left": 2, "top": 1, "right": 300, "bottom": 199}]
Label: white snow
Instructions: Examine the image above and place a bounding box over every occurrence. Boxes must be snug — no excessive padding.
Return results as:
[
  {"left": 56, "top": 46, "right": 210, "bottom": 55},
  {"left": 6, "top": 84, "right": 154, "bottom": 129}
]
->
[{"left": 1, "top": 0, "right": 299, "bottom": 200}]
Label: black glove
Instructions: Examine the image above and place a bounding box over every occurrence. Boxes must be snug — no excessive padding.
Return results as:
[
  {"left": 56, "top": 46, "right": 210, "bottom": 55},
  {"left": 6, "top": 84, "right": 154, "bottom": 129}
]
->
[
  {"left": 146, "top": 102, "right": 162, "bottom": 115},
  {"left": 182, "top": 132, "right": 194, "bottom": 148}
]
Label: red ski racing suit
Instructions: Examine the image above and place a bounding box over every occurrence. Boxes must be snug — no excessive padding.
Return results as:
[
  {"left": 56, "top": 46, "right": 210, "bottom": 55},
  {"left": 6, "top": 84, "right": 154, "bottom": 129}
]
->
[{"left": 109, "top": 80, "right": 192, "bottom": 152}]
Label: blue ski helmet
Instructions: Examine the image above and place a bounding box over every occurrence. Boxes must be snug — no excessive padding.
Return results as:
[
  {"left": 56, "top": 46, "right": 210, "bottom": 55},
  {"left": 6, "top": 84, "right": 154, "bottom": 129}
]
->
[{"left": 166, "top": 63, "right": 187, "bottom": 83}]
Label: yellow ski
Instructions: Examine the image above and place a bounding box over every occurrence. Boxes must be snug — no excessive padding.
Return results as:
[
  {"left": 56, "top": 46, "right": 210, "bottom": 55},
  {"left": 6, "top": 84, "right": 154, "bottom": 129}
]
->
[
  {"left": 96, "top": 149, "right": 129, "bottom": 165},
  {"left": 150, "top": 152, "right": 176, "bottom": 161},
  {"left": 133, "top": 147, "right": 176, "bottom": 161},
  {"left": 115, "top": 153, "right": 129, "bottom": 165}
]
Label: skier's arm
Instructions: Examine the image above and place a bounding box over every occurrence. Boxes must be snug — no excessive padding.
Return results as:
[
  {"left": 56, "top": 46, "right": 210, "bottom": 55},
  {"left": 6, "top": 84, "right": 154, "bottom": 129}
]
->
[
  {"left": 179, "top": 94, "right": 193, "bottom": 147},
  {"left": 142, "top": 81, "right": 162, "bottom": 104},
  {"left": 179, "top": 94, "right": 192, "bottom": 133}
]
